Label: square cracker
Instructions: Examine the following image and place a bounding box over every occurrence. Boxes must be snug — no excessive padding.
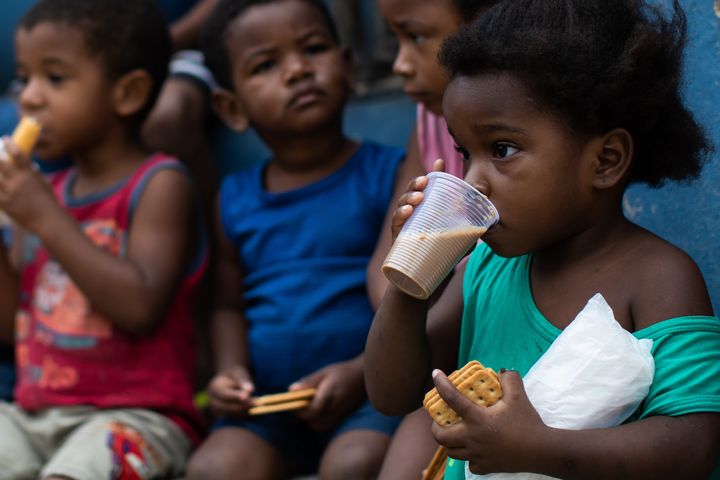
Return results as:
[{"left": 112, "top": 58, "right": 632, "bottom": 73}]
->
[
  {"left": 423, "top": 361, "right": 483, "bottom": 409},
  {"left": 425, "top": 365, "right": 502, "bottom": 426}
]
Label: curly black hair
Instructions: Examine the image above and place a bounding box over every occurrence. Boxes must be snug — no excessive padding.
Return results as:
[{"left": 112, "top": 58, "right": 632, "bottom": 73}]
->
[
  {"left": 19, "top": 0, "right": 171, "bottom": 127},
  {"left": 202, "top": 0, "right": 339, "bottom": 91},
  {"left": 454, "top": 0, "right": 501, "bottom": 22},
  {"left": 440, "top": 0, "right": 710, "bottom": 187}
]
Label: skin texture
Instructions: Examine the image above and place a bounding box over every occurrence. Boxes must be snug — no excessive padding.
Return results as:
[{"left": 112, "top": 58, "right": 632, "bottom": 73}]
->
[
  {"left": 364, "top": 72, "right": 720, "bottom": 478},
  {"left": 186, "top": 2, "right": 416, "bottom": 478},
  {"left": 0, "top": 22, "right": 195, "bottom": 341}
]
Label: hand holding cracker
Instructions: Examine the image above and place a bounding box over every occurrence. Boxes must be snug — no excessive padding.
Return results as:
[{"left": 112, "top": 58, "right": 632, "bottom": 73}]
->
[
  {"left": 290, "top": 359, "right": 365, "bottom": 431},
  {"left": 429, "top": 368, "right": 548, "bottom": 475},
  {"left": 207, "top": 365, "right": 256, "bottom": 417}
]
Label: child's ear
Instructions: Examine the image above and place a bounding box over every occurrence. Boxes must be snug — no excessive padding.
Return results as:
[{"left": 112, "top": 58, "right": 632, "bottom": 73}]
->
[
  {"left": 591, "top": 128, "right": 633, "bottom": 189},
  {"left": 212, "top": 88, "right": 249, "bottom": 132},
  {"left": 112, "top": 69, "right": 152, "bottom": 118}
]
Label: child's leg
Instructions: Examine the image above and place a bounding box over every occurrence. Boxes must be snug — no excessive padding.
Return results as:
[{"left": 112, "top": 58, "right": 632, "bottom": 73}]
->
[
  {"left": 377, "top": 407, "right": 438, "bottom": 480},
  {"left": 319, "top": 429, "right": 391, "bottom": 480},
  {"left": 186, "top": 427, "right": 291, "bottom": 480},
  {"left": 0, "top": 402, "right": 43, "bottom": 479},
  {"left": 39, "top": 408, "right": 191, "bottom": 480},
  {"left": 318, "top": 399, "right": 401, "bottom": 480}
]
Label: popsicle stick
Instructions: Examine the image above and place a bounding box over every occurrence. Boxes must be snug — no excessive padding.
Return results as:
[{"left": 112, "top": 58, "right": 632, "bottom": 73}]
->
[
  {"left": 248, "top": 399, "right": 311, "bottom": 416},
  {"left": 251, "top": 388, "right": 316, "bottom": 406}
]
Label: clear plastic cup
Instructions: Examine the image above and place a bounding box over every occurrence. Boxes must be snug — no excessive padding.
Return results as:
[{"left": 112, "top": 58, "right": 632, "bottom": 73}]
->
[{"left": 382, "top": 172, "right": 499, "bottom": 299}]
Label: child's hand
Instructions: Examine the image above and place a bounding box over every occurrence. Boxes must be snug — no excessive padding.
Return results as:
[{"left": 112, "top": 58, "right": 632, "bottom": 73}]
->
[
  {"left": 289, "top": 359, "right": 365, "bottom": 431},
  {"left": 207, "top": 365, "right": 255, "bottom": 417},
  {"left": 391, "top": 158, "right": 445, "bottom": 239},
  {"left": 0, "top": 139, "right": 62, "bottom": 233},
  {"left": 430, "top": 368, "right": 548, "bottom": 475}
]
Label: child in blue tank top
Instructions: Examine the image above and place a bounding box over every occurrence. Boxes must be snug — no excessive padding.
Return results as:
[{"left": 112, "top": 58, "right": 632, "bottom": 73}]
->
[
  {"left": 186, "top": 1, "right": 417, "bottom": 478},
  {"left": 366, "top": 0, "right": 720, "bottom": 478}
]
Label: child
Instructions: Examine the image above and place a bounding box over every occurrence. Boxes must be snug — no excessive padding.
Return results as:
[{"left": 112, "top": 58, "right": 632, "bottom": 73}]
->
[
  {"left": 371, "top": 2, "right": 498, "bottom": 478},
  {"left": 365, "top": 0, "right": 720, "bottom": 478},
  {"left": 185, "top": 0, "right": 415, "bottom": 478},
  {"left": 0, "top": 1, "right": 207, "bottom": 479}
]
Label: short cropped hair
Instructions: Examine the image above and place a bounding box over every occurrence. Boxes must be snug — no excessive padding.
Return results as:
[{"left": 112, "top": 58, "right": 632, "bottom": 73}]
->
[
  {"left": 440, "top": 0, "right": 710, "bottom": 186},
  {"left": 19, "top": 0, "right": 171, "bottom": 126},
  {"left": 202, "top": 0, "right": 340, "bottom": 91}
]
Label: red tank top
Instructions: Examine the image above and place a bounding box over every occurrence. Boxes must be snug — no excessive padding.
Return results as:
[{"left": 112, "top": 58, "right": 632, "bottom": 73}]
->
[{"left": 14, "top": 154, "right": 207, "bottom": 442}]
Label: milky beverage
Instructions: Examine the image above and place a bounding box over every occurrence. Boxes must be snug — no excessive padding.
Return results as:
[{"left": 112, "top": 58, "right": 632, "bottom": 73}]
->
[{"left": 382, "top": 225, "right": 488, "bottom": 299}]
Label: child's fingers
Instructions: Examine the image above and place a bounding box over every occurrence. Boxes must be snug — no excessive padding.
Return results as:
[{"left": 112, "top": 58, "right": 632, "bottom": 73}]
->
[
  {"left": 431, "top": 158, "right": 446, "bottom": 172},
  {"left": 431, "top": 368, "right": 478, "bottom": 420},
  {"left": 497, "top": 369, "right": 527, "bottom": 404},
  {"left": 2, "top": 140, "right": 31, "bottom": 169}
]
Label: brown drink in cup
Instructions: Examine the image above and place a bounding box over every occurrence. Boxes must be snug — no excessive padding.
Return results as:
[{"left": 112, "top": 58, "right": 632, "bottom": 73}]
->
[{"left": 382, "top": 172, "right": 498, "bottom": 299}]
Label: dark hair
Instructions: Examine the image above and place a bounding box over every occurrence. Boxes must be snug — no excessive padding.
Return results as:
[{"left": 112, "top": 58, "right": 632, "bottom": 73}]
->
[
  {"left": 19, "top": 0, "right": 171, "bottom": 127},
  {"left": 440, "top": 0, "right": 710, "bottom": 187},
  {"left": 454, "top": 0, "right": 501, "bottom": 22},
  {"left": 202, "top": 0, "right": 339, "bottom": 90}
]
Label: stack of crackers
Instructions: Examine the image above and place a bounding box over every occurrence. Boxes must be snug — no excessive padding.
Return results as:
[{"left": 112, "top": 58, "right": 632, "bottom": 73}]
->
[
  {"left": 423, "top": 360, "right": 503, "bottom": 426},
  {"left": 248, "top": 387, "right": 316, "bottom": 416}
]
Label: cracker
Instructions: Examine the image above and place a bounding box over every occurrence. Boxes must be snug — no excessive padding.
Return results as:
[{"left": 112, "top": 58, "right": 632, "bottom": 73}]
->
[
  {"left": 248, "top": 399, "right": 310, "bottom": 415},
  {"left": 423, "top": 361, "right": 483, "bottom": 409},
  {"left": 424, "top": 362, "right": 503, "bottom": 426},
  {"left": 251, "top": 387, "right": 316, "bottom": 406},
  {"left": 421, "top": 446, "right": 447, "bottom": 480}
]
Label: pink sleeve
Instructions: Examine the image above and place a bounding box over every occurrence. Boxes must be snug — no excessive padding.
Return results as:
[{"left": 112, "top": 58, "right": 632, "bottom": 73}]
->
[{"left": 416, "top": 103, "right": 465, "bottom": 178}]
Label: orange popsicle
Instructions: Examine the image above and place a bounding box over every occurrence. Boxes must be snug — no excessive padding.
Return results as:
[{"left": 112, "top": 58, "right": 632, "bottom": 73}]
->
[{"left": 11, "top": 117, "right": 41, "bottom": 155}]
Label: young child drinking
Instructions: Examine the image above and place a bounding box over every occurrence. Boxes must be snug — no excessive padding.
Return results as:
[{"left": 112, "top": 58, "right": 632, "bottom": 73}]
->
[
  {"left": 366, "top": 0, "right": 720, "bottom": 478},
  {"left": 0, "top": 1, "right": 207, "bottom": 478},
  {"left": 185, "top": 0, "right": 415, "bottom": 478}
]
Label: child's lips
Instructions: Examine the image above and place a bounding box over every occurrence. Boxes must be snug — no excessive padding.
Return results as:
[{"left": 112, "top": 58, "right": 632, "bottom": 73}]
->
[{"left": 289, "top": 87, "right": 324, "bottom": 108}]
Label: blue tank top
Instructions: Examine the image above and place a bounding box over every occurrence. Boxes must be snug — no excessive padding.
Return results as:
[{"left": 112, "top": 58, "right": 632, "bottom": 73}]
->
[{"left": 219, "top": 142, "right": 405, "bottom": 391}]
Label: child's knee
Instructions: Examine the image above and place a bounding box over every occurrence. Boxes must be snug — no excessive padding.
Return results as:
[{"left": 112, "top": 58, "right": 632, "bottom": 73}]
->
[{"left": 319, "top": 432, "right": 390, "bottom": 480}]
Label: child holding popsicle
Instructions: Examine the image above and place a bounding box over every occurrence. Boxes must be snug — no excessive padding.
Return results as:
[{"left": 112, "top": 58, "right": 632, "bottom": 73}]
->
[{"left": 0, "top": 0, "right": 207, "bottom": 478}]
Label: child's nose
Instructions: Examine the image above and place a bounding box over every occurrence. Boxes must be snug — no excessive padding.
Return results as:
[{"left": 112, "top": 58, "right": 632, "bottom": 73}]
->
[
  {"left": 464, "top": 164, "right": 491, "bottom": 197},
  {"left": 392, "top": 47, "right": 414, "bottom": 78},
  {"left": 18, "top": 78, "right": 43, "bottom": 112},
  {"left": 283, "top": 53, "right": 313, "bottom": 83}
]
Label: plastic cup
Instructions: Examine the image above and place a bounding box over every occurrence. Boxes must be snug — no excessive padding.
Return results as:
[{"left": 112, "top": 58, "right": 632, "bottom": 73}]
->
[{"left": 382, "top": 172, "right": 499, "bottom": 299}]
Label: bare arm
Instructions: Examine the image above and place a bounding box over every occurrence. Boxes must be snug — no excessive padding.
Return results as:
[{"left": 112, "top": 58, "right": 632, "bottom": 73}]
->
[
  {"left": 365, "top": 159, "right": 463, "bottom": 415},
  {"left": 209, "top": 200, "right": 250, "bottom": 372},
  {"left": 367, "top": 127, "right": 424, "bottom": 309},
  {"left": 169, "top": 0, "right": 219, "bottom": 51},
  {"left": 0, "top": 236, "right": 18, "bottom": 344},
  {"left": 0, "top": 149, "right": 196, "bottom": 335}
]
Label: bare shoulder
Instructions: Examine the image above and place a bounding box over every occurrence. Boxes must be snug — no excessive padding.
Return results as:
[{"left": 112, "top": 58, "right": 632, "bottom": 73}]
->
[{"left": 627, "top": 227, "right": 713, "bottom": 330}]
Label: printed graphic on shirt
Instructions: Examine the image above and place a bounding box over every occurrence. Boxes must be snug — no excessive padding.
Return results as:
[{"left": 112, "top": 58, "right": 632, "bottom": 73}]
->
[{"left": 30, "top": 219, "right": 124, "bottom": 348}]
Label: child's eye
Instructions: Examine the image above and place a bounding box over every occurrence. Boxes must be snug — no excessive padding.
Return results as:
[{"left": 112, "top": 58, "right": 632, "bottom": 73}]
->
[
  {"left": 15, "top": 75, "right": 28, "bottom": 86},
  {"left": 305, "top": 43, "right": 330, "bottom": 55},
  {"left": 493, "top": 143, "right": 519, "bottom": 159},
  {"left": 48, "top": 73, "right": 65, "bottom": 84},
  {"left": 409, "top": 33, "right": 427, "bottom": 44},
  {"left": 454, "top": 144, "right": 470, "bottom": 161},
  {"left": 251, "top": 59, "right": 275, "bottom": 75}
]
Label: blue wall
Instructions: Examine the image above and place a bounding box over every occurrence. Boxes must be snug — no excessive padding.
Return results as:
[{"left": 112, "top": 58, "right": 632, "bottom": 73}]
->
[{"left": 624, "top": 0, "right": 720, "bottom": 312}]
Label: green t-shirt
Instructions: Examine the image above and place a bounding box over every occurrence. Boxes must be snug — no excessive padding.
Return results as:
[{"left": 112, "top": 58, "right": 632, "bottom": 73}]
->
[{"left": 443, "top": 243, "right": 720, "bottom": 479}]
